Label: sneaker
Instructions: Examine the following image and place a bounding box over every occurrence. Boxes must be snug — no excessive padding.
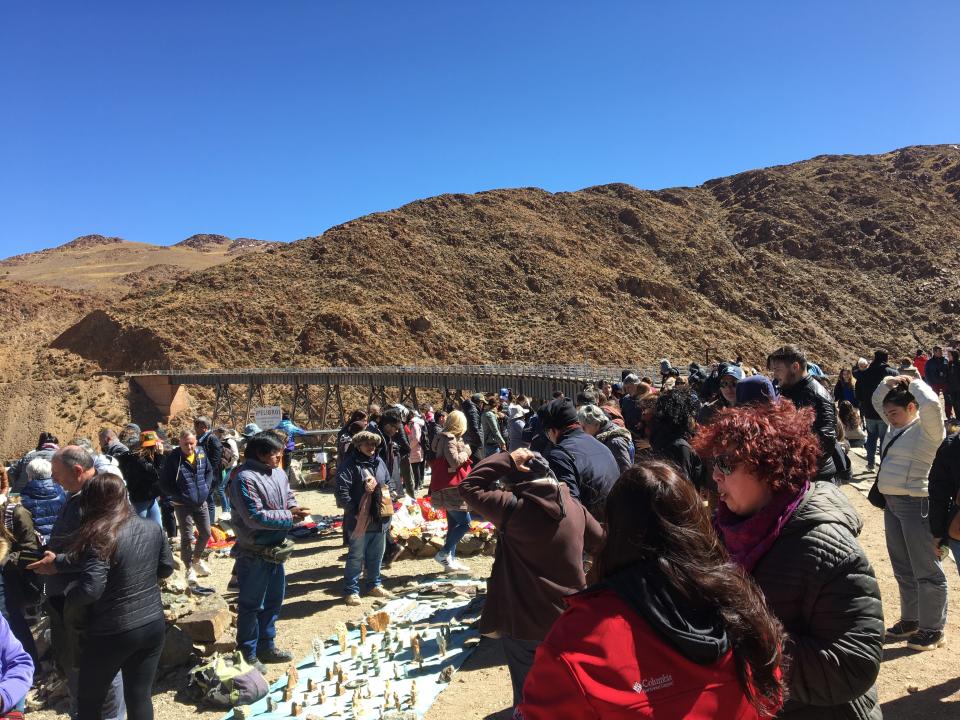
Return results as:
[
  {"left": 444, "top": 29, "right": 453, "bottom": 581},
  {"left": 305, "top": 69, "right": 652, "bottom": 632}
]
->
[
  {"left": 257, "top": 646, "right": 294, "bottom": 664},
  {"left": 866, "top": 464, "right": 876, "bottom": 473},
  {"left": 345, "top": 594, "right": 362, "bottom": 606},
  {"left": 434, "top": 552, "right": 450, "bottom": 568},
  {"left": 907, "top": 630, "right": 946, "bottom": 651},
  {"left": 446, "top": 557, "right": 469, "bottom": 572},
  {"left": 367, "top": 585, "right": 394, "bottom": 599},
  {"left": 193, "top": 560, "right": 212, "bottom": 577},
  {"left": 886, "top": 620, "right": 919, "bottom": 639},
  {"left": 186, "top": 567, "right": 198, "bottom": 584}
]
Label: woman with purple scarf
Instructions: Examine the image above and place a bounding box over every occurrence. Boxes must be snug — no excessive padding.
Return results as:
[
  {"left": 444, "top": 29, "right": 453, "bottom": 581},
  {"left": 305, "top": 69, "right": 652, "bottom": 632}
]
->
[{"left": 694, "top": 401, "right": 884, "bottom": 720}]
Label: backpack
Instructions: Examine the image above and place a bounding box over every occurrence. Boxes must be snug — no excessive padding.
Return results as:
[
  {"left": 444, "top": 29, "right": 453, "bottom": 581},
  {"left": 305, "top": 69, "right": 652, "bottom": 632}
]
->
[
  {"left": 832, "top": 441, "right": 852, "bottom": 484},
  {"left": 221, "top": 440, "right": 236, "bottom": 469},
  {"left": 187, "top": 651, "right": 268, "bottom": 708}
]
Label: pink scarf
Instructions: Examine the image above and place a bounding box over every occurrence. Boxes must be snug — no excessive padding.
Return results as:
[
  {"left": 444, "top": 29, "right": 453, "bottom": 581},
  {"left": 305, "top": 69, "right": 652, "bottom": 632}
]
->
[
  {"left": 715, "top": 482, "right": 809, "bottom": 572},
  {"left": 352, "top": 490, "right": 373, "bottom": 539}
]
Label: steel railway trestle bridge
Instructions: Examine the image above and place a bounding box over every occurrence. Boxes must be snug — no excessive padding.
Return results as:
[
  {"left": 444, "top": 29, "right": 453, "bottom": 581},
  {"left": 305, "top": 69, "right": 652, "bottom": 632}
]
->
[{"left": 125, "top": 365, "right": 637, "bottom": 428}]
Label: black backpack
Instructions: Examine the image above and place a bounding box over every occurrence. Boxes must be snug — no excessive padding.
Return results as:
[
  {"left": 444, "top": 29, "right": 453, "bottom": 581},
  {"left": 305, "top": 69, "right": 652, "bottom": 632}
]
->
[{"left": 832, "top": 441, "right": 852, "bottom": 484}]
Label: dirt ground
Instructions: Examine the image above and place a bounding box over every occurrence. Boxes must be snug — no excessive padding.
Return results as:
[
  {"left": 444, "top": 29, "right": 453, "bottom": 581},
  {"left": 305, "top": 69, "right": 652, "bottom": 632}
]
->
[{"left": 33, "top": 449, "right": 960, "bottom": 720}]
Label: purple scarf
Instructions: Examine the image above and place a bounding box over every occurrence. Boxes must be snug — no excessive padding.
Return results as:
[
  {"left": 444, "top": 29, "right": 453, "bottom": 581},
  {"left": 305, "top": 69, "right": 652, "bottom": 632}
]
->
[{"left": 715, "top": 481, "right": 809, "bottom": 572}]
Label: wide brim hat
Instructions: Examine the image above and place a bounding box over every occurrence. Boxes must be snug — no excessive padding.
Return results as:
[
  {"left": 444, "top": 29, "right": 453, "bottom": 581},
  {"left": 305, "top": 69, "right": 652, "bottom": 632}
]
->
[{"left": 507, "top": 405, "right": 530, "bottom": 420}]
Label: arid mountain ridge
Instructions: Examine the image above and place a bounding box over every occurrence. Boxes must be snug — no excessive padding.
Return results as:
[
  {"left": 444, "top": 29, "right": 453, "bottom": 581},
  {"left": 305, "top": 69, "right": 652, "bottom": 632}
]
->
[
  {"left": 0, "top": 234, "right": 278, "bottom": 293},
  {"left": 52, "top": 144, "right": 960, "bottom": 374},
  {"left": 1, "top": 144, "right": 959, "bottom": 456}
]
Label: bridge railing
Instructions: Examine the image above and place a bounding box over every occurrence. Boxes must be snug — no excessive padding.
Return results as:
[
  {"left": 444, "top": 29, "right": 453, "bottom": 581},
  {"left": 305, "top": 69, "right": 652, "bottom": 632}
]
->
[{"left": 125, "top": 364, "right": 661, "bottom": 381}]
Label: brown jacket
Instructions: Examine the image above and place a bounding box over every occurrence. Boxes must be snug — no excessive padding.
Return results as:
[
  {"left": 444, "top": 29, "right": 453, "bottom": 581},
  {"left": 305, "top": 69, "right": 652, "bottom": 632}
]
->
[{"left": 459, "top": 453, "right": 605, "bottom": 642}]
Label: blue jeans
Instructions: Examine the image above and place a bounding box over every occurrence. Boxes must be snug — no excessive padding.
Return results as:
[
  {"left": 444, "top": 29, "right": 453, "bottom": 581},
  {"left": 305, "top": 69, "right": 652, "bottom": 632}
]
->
[
  {"left": 442, "top": 510, "right": 472, "bottom": 558},
  {"left": 208, "top": 476, "right": 231, "bottom": 524},
  {"left": 883, "top": 494, "right": 948, "bottom": 631},
  {"left": 344, "top": 531, "right": 386, "bottom": 596},
  {"left": 133, "top": 499, "right": 162, "bottom": 527},
  {"left": 235, "top": 554, "right": 286, "bottom": 659},
  {"left": 865, "top": 418, "right": 888, "bottom": 468}
]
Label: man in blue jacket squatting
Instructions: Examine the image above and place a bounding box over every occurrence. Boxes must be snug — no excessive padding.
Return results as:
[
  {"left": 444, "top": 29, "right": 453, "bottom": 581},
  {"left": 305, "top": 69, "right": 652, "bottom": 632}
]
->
[{"left": 227, "top": 431, "right": 310, "bottom": 673}]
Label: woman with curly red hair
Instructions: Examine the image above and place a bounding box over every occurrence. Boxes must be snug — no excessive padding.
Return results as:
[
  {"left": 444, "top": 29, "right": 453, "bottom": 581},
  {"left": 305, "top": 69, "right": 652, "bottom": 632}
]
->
[
  {"left": 693, "top": 401, "right": 884, "bottom": 720},
  {"left": 518, "top": 460, "right": 784, "bottom": 719}
]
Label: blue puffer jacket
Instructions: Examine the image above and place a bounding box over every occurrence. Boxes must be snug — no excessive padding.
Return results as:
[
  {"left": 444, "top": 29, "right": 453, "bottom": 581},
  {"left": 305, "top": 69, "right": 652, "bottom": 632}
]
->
[
  {"left": 159, "top": 448, "right": 214, "bottom": 509},
  {"left": 20, "top": 477, "right": 67, "bottom": 542}
]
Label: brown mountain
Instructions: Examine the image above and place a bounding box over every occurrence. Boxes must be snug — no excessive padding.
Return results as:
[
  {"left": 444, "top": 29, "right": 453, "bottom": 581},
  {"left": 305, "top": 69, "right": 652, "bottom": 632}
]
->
[
  {"left": 52, "top": 144, "right": 960, "bottom": 376},
  {"left": 0, "top": 234, "right": 280, "bottom": 293}
]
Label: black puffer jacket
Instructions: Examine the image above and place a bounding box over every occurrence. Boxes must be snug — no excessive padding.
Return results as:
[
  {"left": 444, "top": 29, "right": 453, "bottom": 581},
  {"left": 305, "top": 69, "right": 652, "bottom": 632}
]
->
[
  {"left": 781, "top": 375, "right": 838, "bottom": 480},
  {"left": 461, "top": 399, "right": 484, "bottom": 458},
  {"left": 62, "top": 515, "right": 175, "bottom": 636},
  {"left": 928, "top": 433, "right": 960, "bottom": 540},
  {"left": 854, "top": 361, "right": 896, "bottom": 421},
  {"left": 752, "top": 483, "right": 883, "bottom": 720},
  {"left": 117, "top": 451, "right": 163, "bottom": 504}
]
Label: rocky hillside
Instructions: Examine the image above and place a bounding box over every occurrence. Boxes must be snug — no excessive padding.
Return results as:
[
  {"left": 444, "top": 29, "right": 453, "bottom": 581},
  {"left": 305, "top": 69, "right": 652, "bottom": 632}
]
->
[
  {"left": 51, "top": 145, "right": 960, "bottom": 374},
  {"left": 0, "top": 234, "right": 279, "bottom": 293}
]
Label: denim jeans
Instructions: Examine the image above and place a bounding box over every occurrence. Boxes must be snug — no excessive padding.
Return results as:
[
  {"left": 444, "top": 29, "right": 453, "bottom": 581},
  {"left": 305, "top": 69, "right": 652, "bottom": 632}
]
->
[
  {"left": 883, "top": 494, "right": 948, "bottom": 631},
  {"left": 344, "top": 531, "right": 386, "bottom": 596},
  {"left": 235, "top": 554, "right": 286, "bottom": 660},
  {"left": 208, "top": 473, "right": 232, "bottom": 524},
  {"left": 442, "top": 510, "right": 472, "bottom": 558},
  {"left": 865, "top": 418, "right": 888, "bottom": 468},
  {"left": 133, "top": 499, "right": 162, "bottom": 527}
]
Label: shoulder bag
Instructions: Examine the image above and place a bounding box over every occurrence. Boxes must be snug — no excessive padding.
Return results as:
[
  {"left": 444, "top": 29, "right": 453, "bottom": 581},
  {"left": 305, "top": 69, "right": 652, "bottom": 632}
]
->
[{"left": 867, "top": 425, "right": 910, "bottom": 509}]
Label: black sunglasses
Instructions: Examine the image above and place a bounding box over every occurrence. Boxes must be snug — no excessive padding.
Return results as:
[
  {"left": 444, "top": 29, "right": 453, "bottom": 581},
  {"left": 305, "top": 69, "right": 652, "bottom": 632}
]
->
[{"left": 714, "top": 456, "right": 735, "bottom": 475}]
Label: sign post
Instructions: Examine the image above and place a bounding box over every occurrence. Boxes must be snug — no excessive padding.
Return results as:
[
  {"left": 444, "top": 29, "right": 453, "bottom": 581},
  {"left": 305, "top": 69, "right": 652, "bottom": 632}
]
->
[{"left": 254, "top": 405, "right": 283, "bottom": 430}]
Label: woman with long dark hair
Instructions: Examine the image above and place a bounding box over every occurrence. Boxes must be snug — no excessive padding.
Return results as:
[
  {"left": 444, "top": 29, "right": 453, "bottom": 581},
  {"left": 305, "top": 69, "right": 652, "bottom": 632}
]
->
[
  {"left": 837, "top": 400, "right": 865, "bottom": 448},
  {"left": 833, "top": 368, "right": 858, "bottom": 406},
  {"left": 62, "top": 473, "right": 174, "bottom": 719},
  {"left": 519, "top": 460, "right": 784, "bottom": 719},
  {"left": 694, "top": 402, "right": 884, "bottom": 718}
]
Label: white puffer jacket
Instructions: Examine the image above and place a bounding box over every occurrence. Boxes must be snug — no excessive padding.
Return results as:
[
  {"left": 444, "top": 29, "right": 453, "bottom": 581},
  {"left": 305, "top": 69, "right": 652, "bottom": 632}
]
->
[{"left": 873, "top": 378, "right": 945, "bottom": 497}]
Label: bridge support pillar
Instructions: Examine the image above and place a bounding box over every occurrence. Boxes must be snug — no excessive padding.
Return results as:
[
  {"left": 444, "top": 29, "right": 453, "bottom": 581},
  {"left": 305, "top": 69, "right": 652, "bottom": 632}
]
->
[{"left": 131, "top": 377, "right": 190, "bottom": 423}]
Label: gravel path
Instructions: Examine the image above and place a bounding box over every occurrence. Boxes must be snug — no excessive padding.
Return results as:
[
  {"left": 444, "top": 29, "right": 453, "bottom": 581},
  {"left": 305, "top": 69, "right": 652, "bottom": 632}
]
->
[{"left": 32, "top": 451, "right": 960, "bottom": 719}]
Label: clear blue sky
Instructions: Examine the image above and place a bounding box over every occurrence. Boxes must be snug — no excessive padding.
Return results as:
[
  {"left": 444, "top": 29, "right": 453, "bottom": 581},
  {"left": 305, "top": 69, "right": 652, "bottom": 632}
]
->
[{"left": 1, "top": 1, "right": 958, "bottom": 256}]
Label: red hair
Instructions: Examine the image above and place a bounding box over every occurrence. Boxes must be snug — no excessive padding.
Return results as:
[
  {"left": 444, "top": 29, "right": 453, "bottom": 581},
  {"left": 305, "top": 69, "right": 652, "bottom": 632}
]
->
[{"left": 692, "top": 401, "right": 819, "bottom": 493}]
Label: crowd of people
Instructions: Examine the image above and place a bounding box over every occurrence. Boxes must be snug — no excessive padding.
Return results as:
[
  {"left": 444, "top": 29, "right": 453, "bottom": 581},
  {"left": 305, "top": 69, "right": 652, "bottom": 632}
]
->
[{"left": 0, "top": 343, "right": 957, "bottom": 718}]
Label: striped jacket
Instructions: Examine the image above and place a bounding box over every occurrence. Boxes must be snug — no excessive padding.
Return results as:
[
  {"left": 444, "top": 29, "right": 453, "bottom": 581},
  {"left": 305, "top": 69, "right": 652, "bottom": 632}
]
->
[{"left": 227, "top": 459, "right": 298, "bottom": 547}]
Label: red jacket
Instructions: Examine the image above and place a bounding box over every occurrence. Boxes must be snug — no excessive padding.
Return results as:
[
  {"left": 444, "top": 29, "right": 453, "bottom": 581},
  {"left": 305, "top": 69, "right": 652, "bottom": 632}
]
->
[{"left": 518, "top": 589, "right": 771, "bottom": 720}]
